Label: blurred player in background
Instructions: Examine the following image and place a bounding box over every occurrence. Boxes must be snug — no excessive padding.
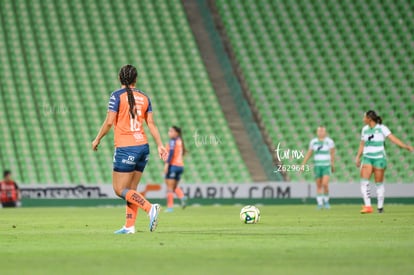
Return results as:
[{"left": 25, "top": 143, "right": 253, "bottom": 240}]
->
[
  {"left": 0, "top": 170, "right": 21, "bottom": 208},
  {"left": 355, "top": 110, "right": 413, "bottom": 214},
  {"left": 164, "top": 126, "right": 187, "bottom": 212},
  {"left": 92, "top": 64, "right": 167, "bottom": 234},
  {"left": 302, "top": 126, "right": 335, "bottom": 209}
]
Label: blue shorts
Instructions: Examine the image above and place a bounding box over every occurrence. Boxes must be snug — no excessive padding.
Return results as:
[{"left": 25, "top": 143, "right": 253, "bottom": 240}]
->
[
  {"left": 165, "top": 165, "right": 184, "bottom": 181},
  {"left": 113, "top": 145, "right": 150, "bottom": 173}
]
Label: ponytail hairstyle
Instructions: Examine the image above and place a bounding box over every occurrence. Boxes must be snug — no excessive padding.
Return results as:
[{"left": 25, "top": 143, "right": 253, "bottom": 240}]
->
[
  {"left": 172, "top": 125, "right": 187, "bottom": 156},
  {"left": 118, "top": 65, "right": 138, "bottom": 119},
  {"left": 366, "top": 110, "right": 382, "bottom": 124}
]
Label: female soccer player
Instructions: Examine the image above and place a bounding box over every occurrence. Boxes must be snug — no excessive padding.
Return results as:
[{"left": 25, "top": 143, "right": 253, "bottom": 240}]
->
[
  {"left": 301, "top": 126, "right": 335, "bottom": 209},
  {"left": 355, "top": 110, "right": 413, "bottom": 214},
  {"left": 92, "top": 64, "right": 167, "bottom": 234},
  {"left": 164, "top": 126, "right": 187, "bottom": 212}
]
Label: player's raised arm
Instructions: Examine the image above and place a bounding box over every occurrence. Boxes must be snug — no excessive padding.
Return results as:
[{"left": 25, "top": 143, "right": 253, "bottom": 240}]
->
[{"left": 387, "top": 134, "right": 414, "bottom": 152}]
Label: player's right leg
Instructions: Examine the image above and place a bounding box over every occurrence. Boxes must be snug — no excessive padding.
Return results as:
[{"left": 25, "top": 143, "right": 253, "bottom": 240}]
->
[
  {"left": 360, "top": 158, "right": 374, "bottom": 214},
  {"left": 165, "top": 178, "right": 176, "bottom": 212},
  {"left": 113, "top": 171, "right": 137, "bottom": 234},
  {"left": 315, "top": 177, "right": 323, "bottom": 209},
  {"left": 119, "top": 172, "right": 141, "bottom": 234}
]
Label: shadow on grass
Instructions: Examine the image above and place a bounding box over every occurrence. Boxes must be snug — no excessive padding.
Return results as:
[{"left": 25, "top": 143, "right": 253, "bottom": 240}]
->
[{"left": 156, "top": 229, "right": 306, "bottom": 236}]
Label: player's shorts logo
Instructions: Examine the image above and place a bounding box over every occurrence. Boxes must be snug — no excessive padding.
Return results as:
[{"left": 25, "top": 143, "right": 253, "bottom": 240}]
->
[{"left": 122, "top": 155, "right": 136, "bottom": 165}]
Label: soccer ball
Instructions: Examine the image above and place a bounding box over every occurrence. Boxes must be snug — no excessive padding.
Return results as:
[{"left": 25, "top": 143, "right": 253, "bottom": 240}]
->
[{"left": 240, "top": 205, "right": 260, "bottom": 224}]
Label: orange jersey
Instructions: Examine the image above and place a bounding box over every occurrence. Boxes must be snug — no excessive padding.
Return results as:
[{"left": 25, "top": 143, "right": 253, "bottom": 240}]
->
[
  {"left": 0, "top": 181, "right": 19, "bottom": 203},
  {"left": 108, "top": 88, "right": 152, "bottom": 148},
  {"left": 166, "top": 138, "right": 184, "bottom": 166}
]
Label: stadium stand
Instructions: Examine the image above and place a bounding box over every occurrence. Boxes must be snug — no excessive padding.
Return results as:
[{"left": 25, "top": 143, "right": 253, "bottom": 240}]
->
[
  {"left": 216, "top": 0, "right": 414, "bottom": 182},
  {"left": 0, "top": 0, "right": 251, "bottom": 184}
]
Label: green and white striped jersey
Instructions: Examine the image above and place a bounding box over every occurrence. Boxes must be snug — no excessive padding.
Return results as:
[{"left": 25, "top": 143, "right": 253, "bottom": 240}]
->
[
  {"left": 309, "top": 137, "right": 335, "bottom": 166},
  {"left": 361, "top": 124, "right": 391, "bottom": 159}
]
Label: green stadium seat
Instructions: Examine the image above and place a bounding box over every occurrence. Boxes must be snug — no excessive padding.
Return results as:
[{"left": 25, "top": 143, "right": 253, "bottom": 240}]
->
[
  {"left": 216, "top": 0, "right": 414, "bottom": 183},
  {"left": 0, "top": 0, "right": 252, "bottom": 184}
]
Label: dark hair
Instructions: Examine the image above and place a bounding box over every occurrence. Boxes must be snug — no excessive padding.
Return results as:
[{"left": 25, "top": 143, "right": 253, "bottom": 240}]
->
[
  {"left": 119, "top": 65, "right": 138, "bottom": 119},
  {"left": 366, "top": 110, "right": 382, "bottom": 124},
  {"left": 172, "top": 126, "right": 187, "bottom": 156},
  {"left": 3, "top": 170, "right": 11, "bottom": 178}
]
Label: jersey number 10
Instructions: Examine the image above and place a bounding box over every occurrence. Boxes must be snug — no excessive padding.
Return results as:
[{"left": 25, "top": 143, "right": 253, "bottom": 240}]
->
[{"left": 130, "top": 109, "right": 142, "bottom": 132}]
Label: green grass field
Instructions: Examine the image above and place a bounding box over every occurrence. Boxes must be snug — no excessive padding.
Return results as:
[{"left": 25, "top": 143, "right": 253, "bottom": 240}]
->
[{"left": 1, "top": 205, "right": 413, "bottom": 275}]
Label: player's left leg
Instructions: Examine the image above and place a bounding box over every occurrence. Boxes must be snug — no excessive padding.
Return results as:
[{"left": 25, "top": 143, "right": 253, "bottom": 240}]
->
[
  {"left": 360, "top": 161, "right": 374, "bottom": 214},
  {"left": 174, "top": 183, "right": 184, "bottom": 199},
  {"left": 321, "top": 175, "right": 330, "bottom": 209},
  {"left": 373, "top": 167, "right": 386, "bottom": 213},
  {"left": 174, "top": 184, "right": 187, "bottom": 209}
]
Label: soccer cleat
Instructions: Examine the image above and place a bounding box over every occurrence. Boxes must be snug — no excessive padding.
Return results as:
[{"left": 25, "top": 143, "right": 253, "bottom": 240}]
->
[
  {"left": 316, "top": 204, "right": 323, "bottom": 210},
  {"left": 378, "top": 208, "right": 384, "bottom": 214},
  {"left": 149, "top": 204, "right": 161, "bottom": 232},
  {"left": 181, "top": 196, "right": 188, "bottom": 209},
  {"left": 324, "top": 203, "right": 331, "bottom": 209},
  {"left": 164, "top": 208, "right": 174, "bottom": 213},
  {"left": 114, "top": 226, "right": 135, "bottom": 234},
  {"left": 360, "top": 206, "right": 373, "bottom": 214}
]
